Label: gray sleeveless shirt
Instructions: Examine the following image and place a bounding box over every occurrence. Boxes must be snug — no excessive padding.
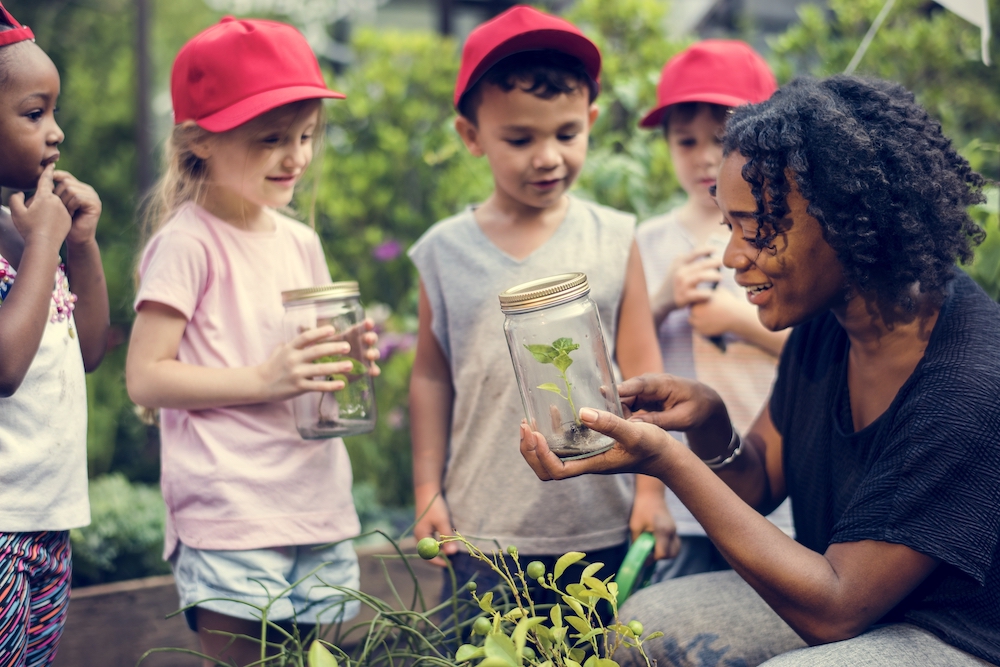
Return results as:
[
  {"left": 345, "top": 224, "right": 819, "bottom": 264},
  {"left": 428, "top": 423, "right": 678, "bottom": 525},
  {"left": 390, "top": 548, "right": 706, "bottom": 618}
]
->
[{"left": 409, "top": 196, "right": 635, "bottom": 554}]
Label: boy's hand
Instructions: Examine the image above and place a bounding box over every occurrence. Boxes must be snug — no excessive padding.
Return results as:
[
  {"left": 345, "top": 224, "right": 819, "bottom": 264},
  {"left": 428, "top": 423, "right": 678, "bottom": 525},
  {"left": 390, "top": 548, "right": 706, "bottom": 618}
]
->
[
  {"left": 8, "top": 164, "right": 71, "bottom": 249},
  {"left": 52, "top": 170, "right": 102, "bottom": 247},
  {"left": 413, "top": 492, "right": 459, "bottom": 567},
  {"left": 672, "top": 247, "right": 722, "bottom": 309},
  {"left": 630, "top": 485, "right": 681, "bottom": 561}
]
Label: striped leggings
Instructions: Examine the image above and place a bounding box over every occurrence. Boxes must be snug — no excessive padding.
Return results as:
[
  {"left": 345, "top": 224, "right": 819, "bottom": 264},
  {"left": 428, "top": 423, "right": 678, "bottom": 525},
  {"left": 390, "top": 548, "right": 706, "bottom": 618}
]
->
[{"left": 0, "top": 532, "right": 72, "bottom": 667}]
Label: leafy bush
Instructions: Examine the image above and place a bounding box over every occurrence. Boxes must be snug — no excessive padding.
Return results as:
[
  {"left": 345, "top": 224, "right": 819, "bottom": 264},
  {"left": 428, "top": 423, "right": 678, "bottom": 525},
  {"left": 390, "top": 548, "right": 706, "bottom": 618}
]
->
[{"left": 70, "top": 474, "right": 170, "bottom": 587}]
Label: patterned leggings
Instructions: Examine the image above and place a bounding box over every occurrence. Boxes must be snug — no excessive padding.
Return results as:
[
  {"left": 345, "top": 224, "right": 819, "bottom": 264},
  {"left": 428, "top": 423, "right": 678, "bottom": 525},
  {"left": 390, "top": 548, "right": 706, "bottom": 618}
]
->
[{"left": 0, "top": 532, "right": 72, "bottom": 667}]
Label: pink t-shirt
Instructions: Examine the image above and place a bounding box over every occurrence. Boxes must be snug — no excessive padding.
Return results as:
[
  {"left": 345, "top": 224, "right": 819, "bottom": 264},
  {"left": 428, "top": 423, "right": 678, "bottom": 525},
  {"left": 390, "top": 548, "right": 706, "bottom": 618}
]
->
[{"left": 135, "top": 202, "right": 359, "bottom": 558}]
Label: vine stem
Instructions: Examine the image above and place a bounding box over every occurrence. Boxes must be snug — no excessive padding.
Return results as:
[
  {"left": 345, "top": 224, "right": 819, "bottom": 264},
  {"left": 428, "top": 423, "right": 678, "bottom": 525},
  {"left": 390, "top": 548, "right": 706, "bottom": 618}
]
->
[{"left": 559, "top": 369, "right": 581, "bottom": 425}]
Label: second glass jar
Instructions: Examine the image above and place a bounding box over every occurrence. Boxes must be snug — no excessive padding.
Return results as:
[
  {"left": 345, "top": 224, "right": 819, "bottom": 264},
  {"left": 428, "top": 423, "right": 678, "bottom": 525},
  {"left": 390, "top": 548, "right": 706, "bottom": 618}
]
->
[
  {"left": 499, "top": 272, "right": 623, "bottom": 460},
  {"left": 282, "top": 282, "right": 376, "bottom": 439}
]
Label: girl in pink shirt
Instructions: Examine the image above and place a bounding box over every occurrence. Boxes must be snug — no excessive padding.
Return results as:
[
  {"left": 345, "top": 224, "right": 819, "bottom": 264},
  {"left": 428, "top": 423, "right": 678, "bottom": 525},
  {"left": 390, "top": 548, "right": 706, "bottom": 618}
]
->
[{"left": 125, "top": 17, "right": 378, "bottom": 667}]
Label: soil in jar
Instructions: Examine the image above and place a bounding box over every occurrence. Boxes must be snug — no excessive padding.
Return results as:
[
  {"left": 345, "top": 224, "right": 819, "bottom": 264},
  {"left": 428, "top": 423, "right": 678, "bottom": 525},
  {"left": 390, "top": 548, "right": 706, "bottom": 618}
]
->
[{"left": 548, "top": 420, "right": 614, "bottom": 459}]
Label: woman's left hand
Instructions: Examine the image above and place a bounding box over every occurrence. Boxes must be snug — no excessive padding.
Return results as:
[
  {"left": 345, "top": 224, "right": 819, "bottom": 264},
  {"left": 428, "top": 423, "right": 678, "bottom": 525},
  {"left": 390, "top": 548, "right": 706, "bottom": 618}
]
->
[{"left": 519, "top": 408, "right": 681, "bottom": 482}]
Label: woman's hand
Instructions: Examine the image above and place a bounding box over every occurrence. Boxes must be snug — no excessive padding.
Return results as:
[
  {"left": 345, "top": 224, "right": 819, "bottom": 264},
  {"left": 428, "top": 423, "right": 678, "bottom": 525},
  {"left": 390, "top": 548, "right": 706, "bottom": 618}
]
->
[{"left": 519, "top": 410, "right": 682, "bottom": 482}]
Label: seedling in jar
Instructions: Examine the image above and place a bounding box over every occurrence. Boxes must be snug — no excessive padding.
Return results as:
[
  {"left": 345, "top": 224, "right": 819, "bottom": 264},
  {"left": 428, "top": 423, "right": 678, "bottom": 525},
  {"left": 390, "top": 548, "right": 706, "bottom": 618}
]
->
[
  {"left": 524, "top": 337, "right": 582, "bottom": 425},
  {"left": 313, "top": 354, "right": 367, "bottom": 424}
]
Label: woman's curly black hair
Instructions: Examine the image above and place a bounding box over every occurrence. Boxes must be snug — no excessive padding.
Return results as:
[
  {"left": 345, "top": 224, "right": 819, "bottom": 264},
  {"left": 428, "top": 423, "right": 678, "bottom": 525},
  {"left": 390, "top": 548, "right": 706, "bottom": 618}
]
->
[{"left": 723, "top": 75, "right": 986, "bottom": 315}]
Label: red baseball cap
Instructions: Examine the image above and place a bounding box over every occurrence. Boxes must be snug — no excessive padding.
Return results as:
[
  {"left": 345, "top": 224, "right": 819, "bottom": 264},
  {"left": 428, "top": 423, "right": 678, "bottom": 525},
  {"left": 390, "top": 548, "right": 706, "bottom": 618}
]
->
[
  {"left": 0, "top": 2, "right": 34, "bottom": 47},
  {"left": 454, "top": 5, "right": 601, "bottom": 109},
  {"left": 171, "top": 16, "right": 344, "bottom": 133},
  {"left": 639, "top": 40, "right": 776, "bottom": 129}
]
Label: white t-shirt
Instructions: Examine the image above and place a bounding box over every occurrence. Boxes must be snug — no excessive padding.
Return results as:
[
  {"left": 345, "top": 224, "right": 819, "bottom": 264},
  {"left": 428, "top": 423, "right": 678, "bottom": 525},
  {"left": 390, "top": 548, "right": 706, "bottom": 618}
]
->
[
  {"left": 135, "top": 203, "right": 359, "bottom": 558},
  {"left": 637, "top": 210, "right": 793, "bottom": 537},
  {"left": 0, "top": 206, "right": 90, "bottom": 532}
]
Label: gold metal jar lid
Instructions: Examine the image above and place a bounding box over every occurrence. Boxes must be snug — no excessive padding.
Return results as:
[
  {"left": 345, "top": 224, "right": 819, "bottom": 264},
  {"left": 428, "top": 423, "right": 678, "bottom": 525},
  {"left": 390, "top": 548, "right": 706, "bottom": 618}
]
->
[
  {"left": 282, "top": 281, "right": 359, "bottom": 305},
  {"left": 498, "top": 272, "right": 590, "bottom": 313}
]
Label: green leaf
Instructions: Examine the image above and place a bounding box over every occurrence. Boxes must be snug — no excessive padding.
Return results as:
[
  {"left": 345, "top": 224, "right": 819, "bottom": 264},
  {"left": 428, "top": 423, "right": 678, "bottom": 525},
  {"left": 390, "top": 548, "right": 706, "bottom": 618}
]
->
[
  {"left": 552, "top": 337, "right": 579, "bottom": 352},
  {"left": 580, "top": 562, "right": 604, "bottom": 580},
  {"left": 314, "top": 354, "right": 366, "bottom": 375},
  {"left": 478, "top": 591, "right": 495, "bottom": 614},
  {"left": 582, "top": 577, "right": 608, "bottom": 595},
  {"left": 524, "top": 344, "right": 558, "bottom": 364},
  {"left": 512, "top": 616, "right": 546, "bottom": 653},
  {"left": 561, "top": 595, "right": 585, "bottom": 618},
  {"left": 456, "top": 645, "right": 485, "bottom": 662},
  {"left": 645, "top": 631, "right": 665, "bottom": 640},
  {"left": 549, "top": 603, "right": 562, "bottom": 629},
  {"left": 478, "top": 658, "right": 516, "bottom": 667},
  {"left": 566, "top": 616, "right": 591, "bottom": 635},
  {"left": 536, "top": 383, "right": 565, "bottom": 395},
  {"left": 553, "top": 552, "right": 586, "bottom": 582},
  {"left": 308, "top": 641, "right": 339, "bottom": 667},
  {"left": 594, "top": 660, "right": 620, "bottom": 667},
  {"left": 568, "top": 649, "right": 586, "bottom": 664},
  {"left": 484, "top": 633, "right": 519, "bottom": 666},
  {"left": 552, "top": 352, "right": 574, "bottom": 373},
  {"left": 328, "top": 373, "right": 349, "bottom": 384}
]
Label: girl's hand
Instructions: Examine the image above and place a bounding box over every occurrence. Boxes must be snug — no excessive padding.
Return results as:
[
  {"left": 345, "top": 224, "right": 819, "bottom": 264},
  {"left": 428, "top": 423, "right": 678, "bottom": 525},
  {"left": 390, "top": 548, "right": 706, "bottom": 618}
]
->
[
  {"left": 520, "top": 412, "right": 681, "bottom": 481},
  {"left": 257, "top": 326, "right": 359, "bottom": 401},
  {"left": 360, "top": 318, "right": 382, "bottom": 377},
  {"left": 52, "top": 170, "right": 102, "bottom": 247},
  {"left": 7, "top": 164, "right": 71, "bottom": 249},
  {"left": 672, "top": 247, "right": 722, "bottom": 309}
]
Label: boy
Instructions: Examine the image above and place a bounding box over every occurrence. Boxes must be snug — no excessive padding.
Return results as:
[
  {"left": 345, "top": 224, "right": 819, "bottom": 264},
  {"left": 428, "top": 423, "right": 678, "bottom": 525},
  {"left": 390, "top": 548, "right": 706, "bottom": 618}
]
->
[
  {"left": 408, "top": 5, "right": 673, "bottom": 596},
  {"left": 635, "top": 40, "right": 794, "bottom": 580}
]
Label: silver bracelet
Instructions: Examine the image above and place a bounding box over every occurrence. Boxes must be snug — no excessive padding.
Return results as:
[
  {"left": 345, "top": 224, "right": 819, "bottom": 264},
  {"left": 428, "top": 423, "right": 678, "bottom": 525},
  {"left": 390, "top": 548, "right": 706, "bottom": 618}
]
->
[{"left": 700, "top": 427, "right": 743, "bottom": 470}]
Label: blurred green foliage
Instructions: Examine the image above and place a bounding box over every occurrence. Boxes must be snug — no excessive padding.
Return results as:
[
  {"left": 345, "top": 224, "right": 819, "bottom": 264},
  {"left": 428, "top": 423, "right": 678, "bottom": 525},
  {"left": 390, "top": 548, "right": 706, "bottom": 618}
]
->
[
  {"left": 69, "top": 473, "right": 171, "bottom": 586},
  {"left": 771, "top": 0, "right": 1000, "bottom": 182}
]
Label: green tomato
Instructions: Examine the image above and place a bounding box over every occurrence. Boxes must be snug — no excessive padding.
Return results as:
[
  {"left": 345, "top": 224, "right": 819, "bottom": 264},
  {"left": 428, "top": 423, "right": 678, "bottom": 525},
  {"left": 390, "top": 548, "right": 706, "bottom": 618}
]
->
[
  {"left": 627, "top": 620, "right": 644, "bottom": 637},
  {"left": 417, "top": 537, "right": 440, "bottom": 560},
  {"left": 526, "top": 560, "right": 545, "bottom": 581},
  {"left": 519, "top": 646, "right": 536, "bottom": 661},
  {"left": 472, "top": 616, "right": 492, "bottom": 636},
  {"left": 465, "top": 581, "right": 477, "bottom": 592},
  {"left": 507, "top": 545, "right": 518, "bottom": 557}
]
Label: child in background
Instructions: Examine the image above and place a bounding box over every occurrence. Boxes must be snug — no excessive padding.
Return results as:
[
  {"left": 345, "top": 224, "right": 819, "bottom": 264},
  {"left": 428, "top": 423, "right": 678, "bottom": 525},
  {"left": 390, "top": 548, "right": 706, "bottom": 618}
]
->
[
  {"left": 125, "top": 17, "right": 378, "bottom": 667},
  {"left": 0, "top": 3, "right": 111, "bottom": 664},
  {"left": 409, "top": 5, "right": 673, "bottom": 600},
  {"left": 636, "top": 40, "right": 793, "bottom": 580}
]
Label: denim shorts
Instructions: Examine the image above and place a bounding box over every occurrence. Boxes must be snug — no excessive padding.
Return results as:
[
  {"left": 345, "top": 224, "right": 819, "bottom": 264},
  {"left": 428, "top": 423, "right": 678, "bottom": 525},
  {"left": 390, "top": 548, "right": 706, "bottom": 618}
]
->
[{"left": 171, "top": 539, "right": 360, "bottom": 631}]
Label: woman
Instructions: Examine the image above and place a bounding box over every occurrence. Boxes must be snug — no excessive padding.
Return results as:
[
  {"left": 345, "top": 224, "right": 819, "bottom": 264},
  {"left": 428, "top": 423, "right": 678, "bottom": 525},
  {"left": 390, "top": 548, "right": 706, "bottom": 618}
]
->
[{"left": 520, "top": 75, "right": 1000, "bottom": 667}]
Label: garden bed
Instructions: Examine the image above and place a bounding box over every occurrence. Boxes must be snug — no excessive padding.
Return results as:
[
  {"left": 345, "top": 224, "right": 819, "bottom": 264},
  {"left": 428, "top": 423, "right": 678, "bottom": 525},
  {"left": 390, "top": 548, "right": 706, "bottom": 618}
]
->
[{"left": 53, "top": 538, "right": 442, "bottom": 667}]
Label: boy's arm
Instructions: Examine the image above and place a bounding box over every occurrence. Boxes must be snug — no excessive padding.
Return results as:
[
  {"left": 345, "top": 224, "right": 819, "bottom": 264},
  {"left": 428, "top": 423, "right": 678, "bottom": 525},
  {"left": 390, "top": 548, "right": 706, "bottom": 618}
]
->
[
  {"left": 0, "top": 166, "right": 72, "bottom": 395},
  {"left": 54, "top": 172, "right": 110, "bottom": 371},
  {"left": 410, "top": 280, "right": 458, "bottom": 565},
  {"left": 688, "top": 288, "right": 790, "bottom": 357},
  {"left": 616, "top": 241, "right": 680, "bottom": 561}
]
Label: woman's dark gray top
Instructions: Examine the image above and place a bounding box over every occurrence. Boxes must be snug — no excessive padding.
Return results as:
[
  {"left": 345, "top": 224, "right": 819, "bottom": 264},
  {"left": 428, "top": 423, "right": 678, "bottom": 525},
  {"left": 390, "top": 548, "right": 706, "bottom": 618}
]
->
[{"left": 770, "top": 271, "right": 1000, "bottom": 666}]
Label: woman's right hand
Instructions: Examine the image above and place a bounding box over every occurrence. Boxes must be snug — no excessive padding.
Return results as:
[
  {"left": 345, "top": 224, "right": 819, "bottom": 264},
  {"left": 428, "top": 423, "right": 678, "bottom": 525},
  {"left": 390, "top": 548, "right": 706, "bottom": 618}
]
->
[
  {"left": 8, "top": 164, "right": 72, "bottom": 249},
  {"left": 256, "top": 326, "right": 359, "bottom": 401}
]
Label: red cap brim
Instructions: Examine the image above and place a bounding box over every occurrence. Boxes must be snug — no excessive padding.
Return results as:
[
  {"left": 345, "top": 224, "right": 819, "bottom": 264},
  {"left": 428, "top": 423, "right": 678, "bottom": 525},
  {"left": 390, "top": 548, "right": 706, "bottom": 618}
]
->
[
  {"left": 193, "top": 85, "right": 345, "bottom": 132},
  {"left": 638, "top": 92, "right": 752, "bottom": 129},
  {"left": 0, "top": 2, "right": 34, "bottom": 47}
]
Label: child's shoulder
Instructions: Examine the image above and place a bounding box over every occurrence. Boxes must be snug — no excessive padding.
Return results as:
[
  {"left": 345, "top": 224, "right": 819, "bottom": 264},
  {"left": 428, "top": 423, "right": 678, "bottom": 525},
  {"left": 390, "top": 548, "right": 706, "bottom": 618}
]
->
[
  {"left": 569, "top": 195, "right": 636, "bottom": 229},
  {"left": 269, "top": 208, "right": 322, "bottom": 245},
  {"left": 408, "top": 207, "right": 476, "bottom": 255}
]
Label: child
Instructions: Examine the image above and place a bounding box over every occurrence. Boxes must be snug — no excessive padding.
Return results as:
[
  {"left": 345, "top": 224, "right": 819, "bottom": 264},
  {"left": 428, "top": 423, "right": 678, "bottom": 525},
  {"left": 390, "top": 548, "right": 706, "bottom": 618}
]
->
[
  {"left": 408, "top": 5, "right": 672, "bottom": 600},
  {"left": 125, "top": 17, "right": 378, "bottom": 667},
  {"left": 0, "top": 4, "right": 110, "bottom": 664},
  {"left": 635, "top": 40, "right": 794, "bottom": 579}
]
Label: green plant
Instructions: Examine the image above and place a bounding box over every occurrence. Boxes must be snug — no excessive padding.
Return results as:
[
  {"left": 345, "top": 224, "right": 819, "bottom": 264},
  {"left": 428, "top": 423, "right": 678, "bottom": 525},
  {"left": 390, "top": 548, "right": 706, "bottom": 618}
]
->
[
  {"left": 70, "top": 473, "right": 170, "bottom": 586},
  {"left": 140, "top": 533, "right": 660, "bottom": 667},
  {"left": 963, "top": 186, "right": 1000, "bottom": 300},
  {"left": 525, "top": 338, "right": 582, "bottom": 425}
]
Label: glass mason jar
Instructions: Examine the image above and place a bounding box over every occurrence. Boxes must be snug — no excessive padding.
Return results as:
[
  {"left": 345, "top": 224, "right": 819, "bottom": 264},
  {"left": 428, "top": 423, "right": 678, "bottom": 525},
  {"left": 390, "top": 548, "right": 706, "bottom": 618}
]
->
[
  {"left": 281, "top": 282, "right": 376, "bottom": 439},
  {"left": 499, "top": 272, "right": 623, "bottom": 460}
]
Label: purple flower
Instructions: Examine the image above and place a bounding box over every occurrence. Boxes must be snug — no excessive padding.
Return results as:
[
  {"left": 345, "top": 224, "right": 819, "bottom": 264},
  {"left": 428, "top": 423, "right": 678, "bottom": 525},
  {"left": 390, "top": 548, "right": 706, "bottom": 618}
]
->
[
  {"left": 372, "top": 239, "right": 402, "bottom": 262},
  {"left": 377, "top": 332, "right": 417, "bottom": 360}
]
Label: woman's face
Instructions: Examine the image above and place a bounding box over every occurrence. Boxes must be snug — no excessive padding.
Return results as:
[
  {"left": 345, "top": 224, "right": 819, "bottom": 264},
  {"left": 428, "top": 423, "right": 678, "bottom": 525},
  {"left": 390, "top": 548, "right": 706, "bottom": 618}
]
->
[{"left": 716, "top": 152, "right": 847, "bottom": 331}]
